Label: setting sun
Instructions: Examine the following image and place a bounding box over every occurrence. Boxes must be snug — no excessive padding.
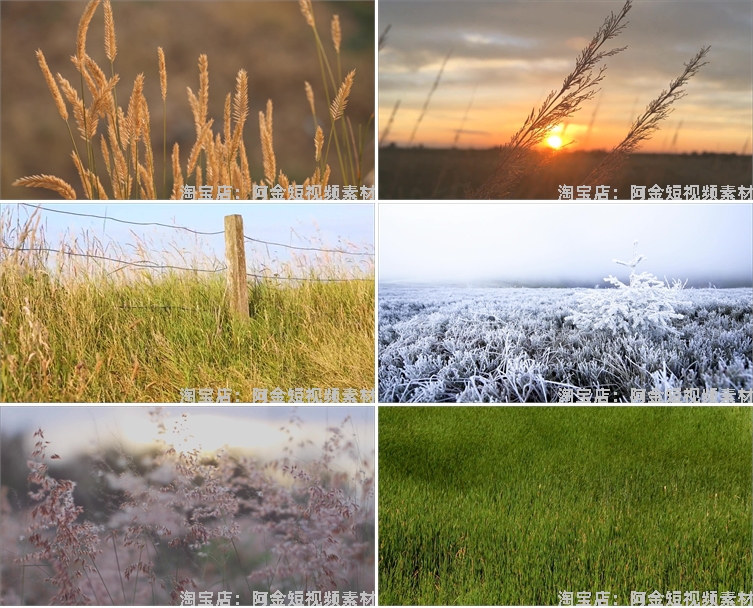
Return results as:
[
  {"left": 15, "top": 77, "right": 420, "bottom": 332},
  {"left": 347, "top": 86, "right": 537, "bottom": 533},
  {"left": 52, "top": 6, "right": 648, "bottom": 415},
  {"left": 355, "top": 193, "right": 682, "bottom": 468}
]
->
[{"left": 547, "top": 135, "right": 563, "bottom": 149}]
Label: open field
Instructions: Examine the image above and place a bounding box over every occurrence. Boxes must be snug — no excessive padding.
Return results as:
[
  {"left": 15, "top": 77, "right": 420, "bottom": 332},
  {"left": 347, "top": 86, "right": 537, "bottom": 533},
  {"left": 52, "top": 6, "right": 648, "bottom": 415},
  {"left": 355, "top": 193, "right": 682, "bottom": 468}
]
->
[
  {"left": 379, "top": 285, "right": 752, "bottom": 402},
  {"left": 378, "top": 148, "right": 753, "bottom": 199},
  {"left": 1, "top": 406, "right": 374, "bottom": 605},
  {"left": 0, "top": 205, "right": 374, "bottom": 403},
  {"left": 379, "top": 406, "right": 753, "bottom": 605}
]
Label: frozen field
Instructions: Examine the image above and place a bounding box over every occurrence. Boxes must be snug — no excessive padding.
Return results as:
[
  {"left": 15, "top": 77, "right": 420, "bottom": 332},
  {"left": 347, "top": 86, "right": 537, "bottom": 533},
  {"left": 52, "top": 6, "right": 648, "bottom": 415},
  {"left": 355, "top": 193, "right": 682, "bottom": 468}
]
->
[{"left": 379, "top": 286, "right": 753, "bottom": 402}]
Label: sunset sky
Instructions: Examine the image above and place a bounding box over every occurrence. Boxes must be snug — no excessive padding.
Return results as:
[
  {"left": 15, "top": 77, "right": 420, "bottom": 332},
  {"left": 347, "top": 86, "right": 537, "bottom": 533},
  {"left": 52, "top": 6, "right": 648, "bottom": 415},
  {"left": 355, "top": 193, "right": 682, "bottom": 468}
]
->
[{"left": 379, "top": 0, "right": 753, "bottom": 154}]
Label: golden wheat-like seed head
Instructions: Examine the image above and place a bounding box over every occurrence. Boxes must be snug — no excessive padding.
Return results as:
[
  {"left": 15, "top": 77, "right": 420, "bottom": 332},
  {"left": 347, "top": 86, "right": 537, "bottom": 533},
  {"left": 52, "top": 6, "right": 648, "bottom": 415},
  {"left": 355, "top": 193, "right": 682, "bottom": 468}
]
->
[
  {"left": 71, "top": 54, "right": 99, "bottom": 98},
  {"left": 259, "top": 101, "right": 276, "bottom": 188},
  {"left": 230, "top": 69, "right": 249, "bottom": 159},
  {"left": 331, "top": 15, "right": 341, "bottom": 53},
  {"left": 314, "top": 126, "right": 324, "bottom": 162},
  {"left": 187, "top": 118, "right": 213, "bottom": 177},
  {"left": 304, "top": 81, "right": 316, "bottom": 117},
  {"left": 100, "top": 134, "right": 111, "bottom": 175},
  {"left": 330, "top": 69, "right": 355, "bottom": 121},
  {"left": 299, "top": 0, "right": 315, "bottom": 27},
  {"left": 126, "top": 73, "right": 145, "bottom": 146},
  {"left": 71, "top": 150, "right": 93, "bottom": 198},
  {"left": 76, "top": 0, "right": 100, "bottom": 66},
  {"left": 171, "top": 142, "right": 183, "bottom": 199},
  {"left": 103, "top": 0, "right": 116, "bottom": 62},
  {"left": 84, "top": 54, "right": 107, "bottom": 95},
  {"left": 240, "top": 139, "right": 251, "bottom": 197},
  {"left": 12, "top": 175, "right": 77, "bottom": 200},
  {"left": 36, "top": 50, "right": 68, "bottom": 121},
  {"left": 198, "top": 54, "right": 209, "bottom": 128},
  {"left": 223, "top": 93, "right": 232, "bottom": 145},
  {"left": 138, "top": 163, "right": 155, "bottom": 199},
  {"left": 278, "top": 171, "right": 290, "bottom": 197},
  {"left": 158, "top": 47, "right": 167, "bottom": 101},
  {"left": 57, "top": 74, "right": 90, "bottom": 141},
  {"left": 233, "top": 69, "right": 249, "bottom": 128},
  {"left": 265, "top": 99, "right": 273, "bottom": 134},
  {"left": 187, "top": 86, "right": 201, "bottom": 135}
]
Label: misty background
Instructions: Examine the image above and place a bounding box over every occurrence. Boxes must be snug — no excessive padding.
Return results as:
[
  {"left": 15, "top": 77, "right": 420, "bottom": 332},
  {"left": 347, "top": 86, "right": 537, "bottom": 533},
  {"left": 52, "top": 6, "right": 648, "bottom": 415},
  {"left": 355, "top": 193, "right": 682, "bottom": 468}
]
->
[
  {"left": 379, "top": 203, "right": 753, "bottom": 288},
  {"left": 0, "top": 405, "right": 374, "bottom": 466}
]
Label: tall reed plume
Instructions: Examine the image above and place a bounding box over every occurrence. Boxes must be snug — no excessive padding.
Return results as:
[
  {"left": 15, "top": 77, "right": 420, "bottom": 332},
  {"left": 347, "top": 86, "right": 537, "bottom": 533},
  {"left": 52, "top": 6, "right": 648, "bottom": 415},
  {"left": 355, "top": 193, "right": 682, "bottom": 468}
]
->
[
  {"left": 471, "top": 0, "right": 711, "bottom": 199},
  {"left": 472, "top": 0, "right": 632, "bottom": 199}
]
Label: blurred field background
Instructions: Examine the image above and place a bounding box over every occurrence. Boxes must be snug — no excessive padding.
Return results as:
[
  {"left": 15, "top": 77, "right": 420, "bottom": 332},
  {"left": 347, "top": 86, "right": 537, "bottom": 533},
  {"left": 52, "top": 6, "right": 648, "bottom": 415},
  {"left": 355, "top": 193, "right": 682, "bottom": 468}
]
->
[
  {"left": 1, "top": 0, "right": 374, "bottom": 199},
  {"left": 379, "top": 148, "right": 753, "bottom": 199}
]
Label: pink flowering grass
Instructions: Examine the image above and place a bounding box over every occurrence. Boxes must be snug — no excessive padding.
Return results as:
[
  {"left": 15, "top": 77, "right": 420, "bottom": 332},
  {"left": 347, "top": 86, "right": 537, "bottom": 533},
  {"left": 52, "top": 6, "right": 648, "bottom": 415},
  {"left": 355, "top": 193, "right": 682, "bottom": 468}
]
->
[{"left": 0, "top": 409, "right": 374, "bottom": 605}]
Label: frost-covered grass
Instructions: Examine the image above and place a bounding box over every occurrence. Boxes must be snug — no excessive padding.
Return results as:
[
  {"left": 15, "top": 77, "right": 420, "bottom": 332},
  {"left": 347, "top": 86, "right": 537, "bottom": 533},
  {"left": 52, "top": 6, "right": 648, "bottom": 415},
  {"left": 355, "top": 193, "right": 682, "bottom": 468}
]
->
[
  {"left": 378, "top": 406, "right": 753, "bottom": 606},
  {"left": 378, "top": 285, "right": 752, "bottom": 402}
]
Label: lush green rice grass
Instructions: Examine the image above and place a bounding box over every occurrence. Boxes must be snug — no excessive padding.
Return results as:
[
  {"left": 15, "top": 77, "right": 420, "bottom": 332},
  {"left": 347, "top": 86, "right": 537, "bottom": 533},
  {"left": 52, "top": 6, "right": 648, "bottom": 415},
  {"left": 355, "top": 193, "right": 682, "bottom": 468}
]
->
[{"left": 379, "top": 407, "right": 752, "bottom": 605}]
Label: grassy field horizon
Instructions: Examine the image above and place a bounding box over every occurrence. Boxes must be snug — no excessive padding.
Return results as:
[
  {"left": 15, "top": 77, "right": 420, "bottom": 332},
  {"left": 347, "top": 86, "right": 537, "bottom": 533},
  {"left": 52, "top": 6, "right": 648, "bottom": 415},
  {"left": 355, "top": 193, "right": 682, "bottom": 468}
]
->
[
  {"left": 378, "top": 148, "right": 753, "bottom": 199},
  {"left": 379, "top": 406, "right": 753, "bottom": 606}
]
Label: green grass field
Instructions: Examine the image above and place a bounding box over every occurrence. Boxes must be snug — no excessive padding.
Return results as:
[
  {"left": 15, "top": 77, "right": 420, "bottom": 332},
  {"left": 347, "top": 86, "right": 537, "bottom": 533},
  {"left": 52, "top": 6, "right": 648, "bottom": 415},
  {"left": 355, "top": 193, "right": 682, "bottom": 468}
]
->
[{"left": 379, "top": 407, "right": 753, "bottom": 605}]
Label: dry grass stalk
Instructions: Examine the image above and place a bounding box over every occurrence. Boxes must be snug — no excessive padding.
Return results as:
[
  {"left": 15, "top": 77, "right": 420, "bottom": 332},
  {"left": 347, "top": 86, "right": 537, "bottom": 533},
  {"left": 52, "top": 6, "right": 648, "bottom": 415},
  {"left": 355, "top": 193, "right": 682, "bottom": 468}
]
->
[
  {"left": 158, "top": 46, "right": 167, "bottom": 198},
  {"left": 259, "top": 101, "right": 276, "bottom": 187},
  {"left": 583, "top": 45, "right": 711, "bottom": 187},
  {"left": 171, "top": 142, "right": 183, "bottom": 199},
  {"left": 187, "top": 119, "right": 214, "bottom": 177},
  {"left": 76, "top": 0, "right": 100, "bottom": 66},
  {"left": 409, "top": 48, "right": 452, "bottom": 145},
  {"left": 472, "top": 0, "right": 632, "bottom": 199},
  {"left": 299, "top": 0, "right": 315, "bottom": 28},
  {"left": 379, "top": 99, "right": 400, "bottom": 146},
  {"left": 315, "top": 126, "right": 324, "bottom": 162},
  {"left": 305, "top": 81, "right": 316, "bottom": 124},
  {"left": 157, "top": 47, "right": 167, "bottom": 101},
  {"left": 198, "top": 54, "right": 209, "bottom": 132},
  {"left": 223, "top": 93, "right": 232, "bottom": 150},
  {"left": 278, "top": 171, "right": 290, "bottom": 198},
  {"left": 331, "top": 15, "right": 341, "bottom": 53},
  {"left": 36, "top": 50, "right": 67, "bottom": 121},
  {"left": 230, "top": 69, "right": 249, "bottom": 161},
  {"left": 330, "top": 69, "right": 355, "bottom": 121},
  {"left": 240, "top": 139, "right": 252, "bottom": 197},
  {"left": 103, "top": 0, "right": 116, "bottom": 63}
]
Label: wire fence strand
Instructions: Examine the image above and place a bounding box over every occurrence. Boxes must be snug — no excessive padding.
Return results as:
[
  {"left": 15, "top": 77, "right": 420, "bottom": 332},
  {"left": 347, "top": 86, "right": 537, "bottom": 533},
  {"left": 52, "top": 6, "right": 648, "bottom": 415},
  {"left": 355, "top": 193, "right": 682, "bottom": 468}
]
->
[
  {"left": 16, "top": 203, "right": 374, "bottom": 256},
  {"left": 1, "top": 245, "right": 372, "bottom": 282}
]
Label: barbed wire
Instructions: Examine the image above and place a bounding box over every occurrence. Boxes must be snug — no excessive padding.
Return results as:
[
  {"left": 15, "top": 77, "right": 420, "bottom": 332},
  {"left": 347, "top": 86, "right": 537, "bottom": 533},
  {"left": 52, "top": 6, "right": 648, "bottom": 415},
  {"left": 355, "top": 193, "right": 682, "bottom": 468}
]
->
[
  {"left": 1, "top": 245, "right": 372, "bottom": 283},
  {"left": 116, "top": 305, "right": 209, "bottom": 312},
  {"left": 1, "top": 245, "right": 226, "bottom": 274},
  {"left": 17, "top": 203, "right": 223, "bottom": 236},
  {"left": 243, "top": 236, "right": 373, "bottom": 256},
  {"left": 16, "top": 203, "right": 374, "bottom": 256}
]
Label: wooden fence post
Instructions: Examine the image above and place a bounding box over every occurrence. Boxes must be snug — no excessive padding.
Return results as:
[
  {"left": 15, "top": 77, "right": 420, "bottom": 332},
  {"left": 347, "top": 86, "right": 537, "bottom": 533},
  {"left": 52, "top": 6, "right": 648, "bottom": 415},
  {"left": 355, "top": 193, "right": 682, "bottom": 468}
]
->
[{"left": 224, "top": 214, "right": 249, "bottom": 319}]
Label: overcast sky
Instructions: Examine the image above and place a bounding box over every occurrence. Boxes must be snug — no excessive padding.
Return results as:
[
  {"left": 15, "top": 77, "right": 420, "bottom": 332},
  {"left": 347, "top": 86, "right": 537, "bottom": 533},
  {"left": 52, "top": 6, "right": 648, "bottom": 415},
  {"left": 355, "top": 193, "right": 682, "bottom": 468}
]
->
[
  {"left": 379, "top": 0, "right": 753, "bottom": 153},
  {"left": 0, "top": 406, "right": 374, "bottom": 469},
  {"left": 379, "top": 203, "right": 753, "bottom": 287},
  {"left": 2, "top": 202, "right": 374, "bottom": 278}
]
